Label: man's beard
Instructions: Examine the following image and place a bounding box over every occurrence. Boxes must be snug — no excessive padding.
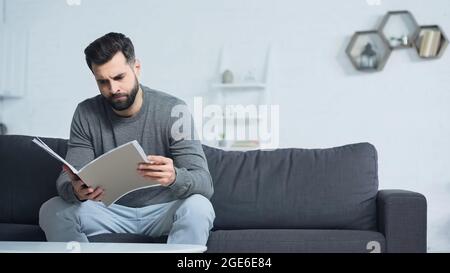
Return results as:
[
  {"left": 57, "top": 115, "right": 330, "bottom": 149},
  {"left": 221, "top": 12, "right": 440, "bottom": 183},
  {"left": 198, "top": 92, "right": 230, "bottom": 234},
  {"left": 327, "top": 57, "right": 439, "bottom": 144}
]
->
[{"left": 107, "top": 78, "right": 140, "bottom": 111}]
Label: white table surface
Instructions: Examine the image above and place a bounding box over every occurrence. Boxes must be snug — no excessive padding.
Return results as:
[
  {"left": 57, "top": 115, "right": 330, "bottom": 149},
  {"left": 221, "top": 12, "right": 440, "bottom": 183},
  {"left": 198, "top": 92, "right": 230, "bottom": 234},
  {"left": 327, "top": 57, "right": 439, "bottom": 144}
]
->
[{"left": 0, "top": 241, "right": 207, "bottom": 253}]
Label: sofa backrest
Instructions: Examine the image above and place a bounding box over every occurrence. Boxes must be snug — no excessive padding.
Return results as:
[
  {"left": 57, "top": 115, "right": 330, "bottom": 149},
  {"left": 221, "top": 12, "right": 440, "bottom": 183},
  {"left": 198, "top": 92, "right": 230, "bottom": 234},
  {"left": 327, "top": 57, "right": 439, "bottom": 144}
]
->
[
  {"left": 203, "top": 143, "right": 379, "bottom": 231},
  {"left": 0, "top": 135, "right": 379, "bottom": 231},
  {"left": 0, "top": 135, "right": 66, "bottom": 225}
]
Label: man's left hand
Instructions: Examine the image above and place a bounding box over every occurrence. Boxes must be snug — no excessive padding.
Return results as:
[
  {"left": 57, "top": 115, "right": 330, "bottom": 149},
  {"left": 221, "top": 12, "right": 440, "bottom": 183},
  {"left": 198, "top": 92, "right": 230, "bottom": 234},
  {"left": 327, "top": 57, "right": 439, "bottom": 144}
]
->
[{"left": 137, "top": 155, "right": 176, "bottom": 186}]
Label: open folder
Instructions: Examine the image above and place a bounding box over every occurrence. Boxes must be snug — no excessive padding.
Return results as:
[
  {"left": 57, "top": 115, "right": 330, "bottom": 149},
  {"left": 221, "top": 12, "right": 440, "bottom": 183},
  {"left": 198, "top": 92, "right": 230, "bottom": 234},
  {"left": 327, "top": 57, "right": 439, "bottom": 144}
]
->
[{"left": 32, "top": 137, "right": 160, "bottom": 206}]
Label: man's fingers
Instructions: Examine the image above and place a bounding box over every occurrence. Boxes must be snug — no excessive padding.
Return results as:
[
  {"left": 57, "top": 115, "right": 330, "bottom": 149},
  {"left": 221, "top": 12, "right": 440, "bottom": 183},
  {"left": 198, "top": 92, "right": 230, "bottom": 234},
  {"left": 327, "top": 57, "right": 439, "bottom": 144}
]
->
[
  {"left": 79, "top": 186, "right": 95, "bottom": 196},
  {"left": 71, "top": 180, "right": 90, "bottom": 201},
  {"left": 93, "top": 192, "right": 104, "bottom": 202},
  {"left": 146, "top": 155, "right": 171, "bottom": 164},
  {"left": 141, "top": 171, "right": 170, "bottom": 179},
  {"left": 63, "top": 165, "right": 70, "bottom": 172},
  {"left": 138, "top": 164, "right": 170, "bottom": 172},
  {"left": 71, "top": 179, "right": 103, "bottom": 201},
  {"left": 87, "top": 187, "right": 104, "bottom": 200},
  {"left": 147, "top": 176, "right": 173, "bottom": 186},
  {"left": 72, "top": 180, "right": 94, "bottom": 196}
]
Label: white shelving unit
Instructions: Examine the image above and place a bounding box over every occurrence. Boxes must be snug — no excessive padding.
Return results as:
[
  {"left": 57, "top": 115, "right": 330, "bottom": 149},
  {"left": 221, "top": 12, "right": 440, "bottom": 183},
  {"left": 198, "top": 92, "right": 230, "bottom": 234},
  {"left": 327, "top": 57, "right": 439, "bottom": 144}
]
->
[{"left": 208, "top": 45, "right": 273, "bottom": 151}]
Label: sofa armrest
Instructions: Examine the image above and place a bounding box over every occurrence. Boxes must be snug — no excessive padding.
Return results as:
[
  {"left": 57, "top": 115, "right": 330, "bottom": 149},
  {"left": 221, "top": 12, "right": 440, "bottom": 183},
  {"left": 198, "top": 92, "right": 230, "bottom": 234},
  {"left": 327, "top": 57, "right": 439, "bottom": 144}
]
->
[{"left": 377, "top": 190, "right": 427, "bottom": 253}]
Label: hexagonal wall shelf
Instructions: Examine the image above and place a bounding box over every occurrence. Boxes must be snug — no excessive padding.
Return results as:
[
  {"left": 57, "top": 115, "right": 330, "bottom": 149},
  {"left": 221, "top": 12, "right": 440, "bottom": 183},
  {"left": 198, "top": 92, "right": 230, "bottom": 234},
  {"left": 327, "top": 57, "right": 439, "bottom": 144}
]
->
[
  {"left": 414, "top": 25, "right": 449, "bottom": 59},
  {"left": 379, "top": 10, "right": 419, "bottom": 49},
  {"left": 346, "top": 30, "right": 392, "bottom": 72}
]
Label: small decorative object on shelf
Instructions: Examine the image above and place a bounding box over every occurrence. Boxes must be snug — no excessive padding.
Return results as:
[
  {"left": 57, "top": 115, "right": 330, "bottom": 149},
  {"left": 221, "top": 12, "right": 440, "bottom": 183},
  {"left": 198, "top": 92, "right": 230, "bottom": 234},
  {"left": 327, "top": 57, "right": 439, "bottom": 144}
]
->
[
  {"left": 359, "top": 43, "right": 378, "bottom": 70},
  {"left": 244, "top": 69, "right": 257, "bottom": 82},
  {"left": 222, "top": 69, "right": 234, "bottom": 84},
  {"left": 346, "top": 30, "right": 391, "bottom": 72},
  {"left": 389, "top": 35, "right": 409, "bottom": 48},
  {"left": 379, "top": 10, "right": 419, "bottom": 49},
  {"left": 414, "top": 25, "right": 448, "bottom": 59}
]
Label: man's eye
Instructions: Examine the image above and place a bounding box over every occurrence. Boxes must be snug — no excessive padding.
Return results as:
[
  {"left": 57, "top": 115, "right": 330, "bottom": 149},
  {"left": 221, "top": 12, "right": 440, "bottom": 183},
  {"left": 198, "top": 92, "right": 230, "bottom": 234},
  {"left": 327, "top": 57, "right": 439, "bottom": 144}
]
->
[{"left": 98, "top": 80, "right": 107, "bottom": 85}]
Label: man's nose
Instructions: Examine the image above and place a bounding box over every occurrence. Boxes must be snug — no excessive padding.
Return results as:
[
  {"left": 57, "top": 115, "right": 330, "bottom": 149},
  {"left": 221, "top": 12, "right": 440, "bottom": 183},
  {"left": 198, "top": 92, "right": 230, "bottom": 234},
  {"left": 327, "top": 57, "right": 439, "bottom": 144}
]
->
[{"left": 110, "top": 81, "right": 120, "bottom": 94}]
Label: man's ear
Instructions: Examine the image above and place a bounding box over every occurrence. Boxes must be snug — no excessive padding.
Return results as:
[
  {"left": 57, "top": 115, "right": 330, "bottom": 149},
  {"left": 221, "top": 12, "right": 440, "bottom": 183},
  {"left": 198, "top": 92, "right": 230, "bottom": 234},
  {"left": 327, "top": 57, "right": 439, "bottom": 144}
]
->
[{"left": 134, "top": 59, "right": 141, "bottom": 78}]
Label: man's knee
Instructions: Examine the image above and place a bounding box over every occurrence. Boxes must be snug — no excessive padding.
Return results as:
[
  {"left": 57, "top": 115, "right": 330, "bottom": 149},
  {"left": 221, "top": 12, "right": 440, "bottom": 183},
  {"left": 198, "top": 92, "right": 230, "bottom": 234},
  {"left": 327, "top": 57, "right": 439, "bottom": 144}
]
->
[
  {"left": 39, "top": 197, "right": 76, "bottom": 227},
  {"left": 177, "top": 194, "right": 215, "bottom": 223},
  {"left": 40, "top": 197, "right": 68, "bottom": 218}
]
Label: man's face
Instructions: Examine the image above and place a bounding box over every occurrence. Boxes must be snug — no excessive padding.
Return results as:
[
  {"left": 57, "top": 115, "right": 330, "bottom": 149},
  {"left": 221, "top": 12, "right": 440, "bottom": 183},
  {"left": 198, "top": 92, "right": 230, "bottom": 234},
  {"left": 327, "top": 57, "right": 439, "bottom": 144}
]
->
[{"left": 91, "top": 52, "right": 141, "bottom": 111}]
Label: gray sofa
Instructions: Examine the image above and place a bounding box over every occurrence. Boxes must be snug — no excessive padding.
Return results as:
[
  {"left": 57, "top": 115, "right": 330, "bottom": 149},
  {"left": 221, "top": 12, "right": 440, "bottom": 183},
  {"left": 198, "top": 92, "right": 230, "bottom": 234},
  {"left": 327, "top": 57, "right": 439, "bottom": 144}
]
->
[{"left": 0, "top": 135, "right": 427, "bottom": 252}]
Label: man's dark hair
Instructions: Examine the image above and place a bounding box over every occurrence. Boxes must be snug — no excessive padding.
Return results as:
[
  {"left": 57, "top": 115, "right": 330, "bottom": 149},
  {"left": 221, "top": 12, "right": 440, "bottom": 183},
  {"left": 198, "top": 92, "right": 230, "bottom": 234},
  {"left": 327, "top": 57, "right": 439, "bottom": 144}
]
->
[{"left": 84, "top": 32, "right": 135, "bottom": 71}]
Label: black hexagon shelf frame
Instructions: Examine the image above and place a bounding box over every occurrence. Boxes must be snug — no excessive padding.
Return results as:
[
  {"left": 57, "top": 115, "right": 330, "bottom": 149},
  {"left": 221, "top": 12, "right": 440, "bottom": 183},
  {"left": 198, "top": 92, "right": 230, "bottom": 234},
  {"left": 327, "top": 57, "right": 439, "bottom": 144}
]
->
[
  {"left": 379, "top": 10, "right": 419, "bottom": 49},
  {"left": 346, "top": 30, "right": 392, "bottom": 72},
  {"left": 413, "top": 25, "right": 449, "bottom": 59}
]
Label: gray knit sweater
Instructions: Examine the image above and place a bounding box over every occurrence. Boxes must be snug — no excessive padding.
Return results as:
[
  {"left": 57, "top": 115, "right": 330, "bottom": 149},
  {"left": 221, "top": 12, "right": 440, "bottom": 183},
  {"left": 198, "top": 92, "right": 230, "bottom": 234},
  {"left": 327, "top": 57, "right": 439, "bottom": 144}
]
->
[{"left": 56, "top": 85, "right": 213, "bottom": 207}]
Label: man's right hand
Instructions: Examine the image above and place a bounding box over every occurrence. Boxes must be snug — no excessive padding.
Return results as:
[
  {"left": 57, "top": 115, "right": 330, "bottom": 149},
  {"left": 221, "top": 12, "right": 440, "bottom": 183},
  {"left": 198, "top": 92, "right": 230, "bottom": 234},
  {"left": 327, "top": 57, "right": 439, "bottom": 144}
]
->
[{"left": 63, "top": 165, "right": 104, "bottom": 202}]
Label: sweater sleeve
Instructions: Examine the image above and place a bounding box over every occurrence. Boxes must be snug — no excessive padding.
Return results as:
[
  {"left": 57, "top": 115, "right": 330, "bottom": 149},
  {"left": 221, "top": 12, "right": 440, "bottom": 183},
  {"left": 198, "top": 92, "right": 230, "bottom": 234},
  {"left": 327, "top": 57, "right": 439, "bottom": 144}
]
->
[
  {"left": 56, "top": 103, "right": 95, "bottom": 203},
  {"left": 166, "top": 101, "right": 214, "bottom": 199}
]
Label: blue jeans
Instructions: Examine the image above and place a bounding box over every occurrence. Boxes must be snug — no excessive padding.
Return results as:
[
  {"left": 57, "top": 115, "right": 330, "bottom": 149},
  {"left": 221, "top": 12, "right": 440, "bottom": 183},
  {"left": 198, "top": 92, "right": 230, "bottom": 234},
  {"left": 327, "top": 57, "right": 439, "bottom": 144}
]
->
[{"left": 39, "top": 194, "right": 215, "bottom": 245}]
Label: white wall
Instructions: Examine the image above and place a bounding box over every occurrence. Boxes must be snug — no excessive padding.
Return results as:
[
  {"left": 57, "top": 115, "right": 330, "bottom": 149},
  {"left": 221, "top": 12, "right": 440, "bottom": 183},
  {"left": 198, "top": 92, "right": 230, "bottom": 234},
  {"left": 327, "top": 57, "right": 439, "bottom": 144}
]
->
[{"left": 1, "top": 0, "right": 450, "bottom": 252}]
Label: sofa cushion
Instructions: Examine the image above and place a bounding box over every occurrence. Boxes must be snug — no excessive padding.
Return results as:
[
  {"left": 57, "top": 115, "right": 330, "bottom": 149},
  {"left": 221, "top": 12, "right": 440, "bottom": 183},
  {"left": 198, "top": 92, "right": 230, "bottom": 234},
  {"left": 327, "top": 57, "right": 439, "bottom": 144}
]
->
[
  {"left": 206, "top": 229, "right": 385, "bottom": 253},
  {"left": 0, "top": 223, "right": 46, "bottom": 241},
  {"left": 203, "top": 143, "right": 379, "bottom": 230},
  {"left": 0, "top": 135, "right": 65, "bottom": 225}
]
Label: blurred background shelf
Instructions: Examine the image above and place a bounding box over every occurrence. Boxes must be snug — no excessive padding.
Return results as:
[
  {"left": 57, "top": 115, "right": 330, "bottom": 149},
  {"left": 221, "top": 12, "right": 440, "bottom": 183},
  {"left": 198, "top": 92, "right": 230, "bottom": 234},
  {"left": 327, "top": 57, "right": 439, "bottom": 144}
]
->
[
  {"left": 413, "top": 25, "right": 448, "bottom": 59},
  {"left": 379, "top": 10, "right": 419, "bottom": 49},
  {"left": 346, "top": 30, "right": 392, "bottom": 72},
  {"left": 205, "top": 44, "right": 273, "bottom": 151}
]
